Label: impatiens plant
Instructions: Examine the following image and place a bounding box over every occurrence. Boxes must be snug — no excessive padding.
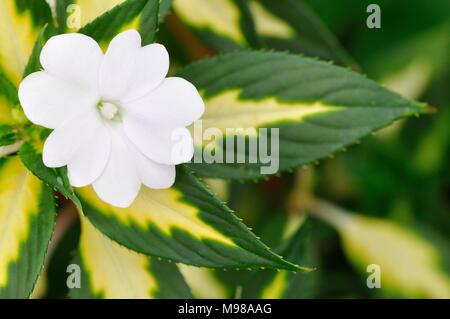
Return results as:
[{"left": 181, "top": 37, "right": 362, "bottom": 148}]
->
[{"left": 1, "top": 0, "right": 447, "bottom": 299}]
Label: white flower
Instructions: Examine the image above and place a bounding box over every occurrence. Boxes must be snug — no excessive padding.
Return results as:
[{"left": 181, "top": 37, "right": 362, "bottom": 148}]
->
[{"left": 18, "top": 30, "right": 204, "bottom": 208}]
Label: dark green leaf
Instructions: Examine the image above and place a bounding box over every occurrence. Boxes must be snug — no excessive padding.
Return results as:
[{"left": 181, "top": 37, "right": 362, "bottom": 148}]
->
[
  {"left": 70, "top": 215, "right": 192, "bottom": 299},
  {"left": 23, "top": 25, "right": 48, "bottom": 78},
  {"left": 77, "top": 166, "right": 305, "bottom": 271},
  {"left": 176, "top": 51, "right": 427, "bottom": 179},
  {"left": 140, "top": 0, "right": 160, "bottom": 45},
  {"left": 256, "top": 0, "right": 357, "bottom": 67},
  {"left": 78, "top": 0, "right": 156, "bottom": 43},
  {"left": 0, "top": 125, "right": 17, "bottom": 146},
  {"left": 0, "top": 156, "right": 56, "bottom": 298},
  {"left": 242, "top": 218, "right": 318, "bottom": 298}
]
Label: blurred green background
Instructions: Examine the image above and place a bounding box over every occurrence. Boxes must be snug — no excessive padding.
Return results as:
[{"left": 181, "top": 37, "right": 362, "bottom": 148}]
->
[{"left": 42, "top": 0, "right": 450, "bottom": 299}]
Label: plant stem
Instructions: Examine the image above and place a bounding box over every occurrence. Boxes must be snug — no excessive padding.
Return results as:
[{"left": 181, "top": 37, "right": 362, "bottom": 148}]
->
[{"left": 0, "top": 141, "right": 22, "bottom": 158}]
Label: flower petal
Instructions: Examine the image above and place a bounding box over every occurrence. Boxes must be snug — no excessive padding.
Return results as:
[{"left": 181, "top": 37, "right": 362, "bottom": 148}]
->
[
  {"left": 67, "top": 123, "right": 111, "bottom": 187},
  {"left": 121, "top": 43, "right": 169, "bottom": 102},
  {"left": 123, "top": 77, "right": 205, "bottom": 126},
  {"left": 19, "top": 72, "right": 98, "bottom": 129},
  {"left": 99, "top": 30, "right": 169, "bottom": 102},
  {"left": 42, "top": 110, "right": 103, "bottom": 168},
  {"left": 99, "top": 30, "right": 141, "bottom": 101},
  {"left": 93, "top": 126, "right": 141, "bottom": 208},
  {"left": 123, "top": 116, "right": 194, "bottom": 165},
  {"left": 40, "top": 33, "right": 103, "bottom": 95},
  {"left": 127, "top": 141, "right": 176, "bottom": 189}
]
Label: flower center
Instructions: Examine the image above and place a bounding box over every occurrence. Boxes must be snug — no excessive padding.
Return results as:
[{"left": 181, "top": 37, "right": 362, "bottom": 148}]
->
[{"left": 98, "top": 101, "right": 120, "bottom": 121}]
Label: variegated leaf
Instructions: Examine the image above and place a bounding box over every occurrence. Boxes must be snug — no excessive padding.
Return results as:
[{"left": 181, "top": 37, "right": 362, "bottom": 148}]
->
[
  {"left": 242, "top": 218, "right": 317, "bottom": 298},
  {"left": 0, "top": 156, "right": 56, "bottom": 298},
  {"left": 172, "top": 0, "right": 354, "bottom": 65},
  {"left": 71, "top": 215, "right": 192, "bottom": 299},
  {"left": 311, "top": 200, "right": 450, "bottom": 298},
  {"left": 77, "top": 166, "right": 303, "bottom": 271},
  {"left": 253, "top": 0, "right": 356, "bottom": 66},
  {"left": 176, "top": 51, "right": 427, "bottom": 179},
  {"left": 173, "top": 0, "right": 246, "bottom": 51},
  {"left": 57, "top": 0, "right": 172, "bottom": 44}
]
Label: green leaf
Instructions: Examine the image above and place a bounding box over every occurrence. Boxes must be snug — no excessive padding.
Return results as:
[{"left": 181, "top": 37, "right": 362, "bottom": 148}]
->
[
  {"left": 0, "top": 72, "right": 20, "bottom": 147},
  {"left": 44, "top": 216, "right": 81, "bottom": 298},
  {"left": 310, "top": 199, "right": 450, "bottom": 298},
  {"left": 140, "top": 0, "right": 160, "bottom": 45},
  {"left": 180, "top": 217, "right": 318, "bottom": 299},
  {"left": 176, "top": 51, "right": 427, "bottom": 180},
  {"left": 233, "top": 0, "right": 263, "bottom": 49},
  {"left": 77, "top": 166, "right": 303, "bottom": 271},
  {"left": 253, "top": 0, "right": 357, "bottom": 67},
  {"left": 0, "top": 72, "right": 20, "bottom": 123},
  {"left": 77, "top": 0, "right": 160, "bottom": 44},
  {"left": 0, "top": 0, "right": 53, "bottom": 86},
  {"left": 57, "top": 0, "right": 129, "bottom": 33},
  {"left": 0, "top": 156, "right": 56, "bottom": 298},
  {"left": 23, "top": 25, "right": 48, "bottom": 78},
  {"left": 172, "top": 0, "right": 354, "bottom": 66},
  {"left": 55, "top": 0, "right": 71, "bottom": 33},
  {"left": 159, "top": 0, "right": 173, "bottom": 21},
  {"left": 241, "top": 218, "right": 318, "bottom": 298},
  {"left": 0, "top": 72, "right": 19, "bottom": 106},
  {"left": 71, "top": 215, "right": 192, "bottom": 299},
  {"left": 19, "top": 142, "right": 81, "bottom": 209},
  {"left": 173, "top": 0, "right": 247, "bottom": 51},
  {"left": 57, "top": 0, "right": 172, "bottom": 35},
  {"left": 0, "top": 125, "right": 17, "bottom": 146}
]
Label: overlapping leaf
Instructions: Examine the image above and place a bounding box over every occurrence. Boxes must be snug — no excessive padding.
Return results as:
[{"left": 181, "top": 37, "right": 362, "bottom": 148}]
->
[
  {"left": 57, "top": 0, "right": 137, "bottom": 33},
  {"left": 77, "top": 166, "right": 302, "bottom": 271},
  {"left": 71, "top": 215, "right": 192, "bottom": 299},
  {"left": 176, "top": 51, "right": 427, "bottom": 179},
  {"left": 172, "top": 0, "right": 354, "bottom": 65},
  {"left": 254, "top": 0, "right": 356, "bottom": 66},
  {"left": 241, "top": 218, "right": 317, "bottom": 298},
  {"left": 78, "top": 0, "right": 155, "bottom": 43},
  {"left": 57, "top": 0, "right": 172, "bottom": 44},
  {"left": 180, "top": 217, "right": 317, "bottom": 299},
  {"left": 173, "top": 0, "right": 249, "bottom": 51},
  {"left": 0, "top": 156, "right": 55, "bottom": 298}
]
